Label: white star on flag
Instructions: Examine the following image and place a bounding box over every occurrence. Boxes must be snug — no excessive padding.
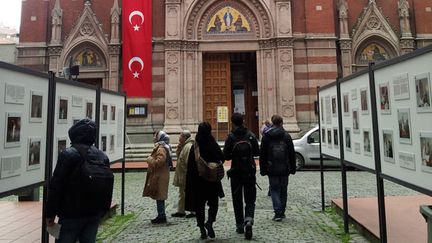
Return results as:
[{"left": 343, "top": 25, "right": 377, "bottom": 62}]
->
[
  {"left": 133, "top": 71, "right": 140, "bottom": 78},
  {"left": 133, "top": 25, "right": 140, "bottom": 31}
]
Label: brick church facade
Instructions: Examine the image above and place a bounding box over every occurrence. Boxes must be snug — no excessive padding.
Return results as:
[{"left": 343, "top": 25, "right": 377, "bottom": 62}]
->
[{"left": 17, "top": 0, "right": 432, "bottom": 142}]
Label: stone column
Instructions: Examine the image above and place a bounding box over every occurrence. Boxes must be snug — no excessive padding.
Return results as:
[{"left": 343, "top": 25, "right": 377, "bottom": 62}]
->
[
  {"left": 182, "top": 41, "right": 200, "bottom": 132},
  {"left": 108, "top": 45, "right": 121, "bottom": 91},
  {"left": 340, "top": 40, "right": 352, "bottom": 77},
  {"left": 398, "top": 0, "right": 415, "bottom": 54},
  {"left": 258, "top": 40, "right": 277, "bottom": 123}
]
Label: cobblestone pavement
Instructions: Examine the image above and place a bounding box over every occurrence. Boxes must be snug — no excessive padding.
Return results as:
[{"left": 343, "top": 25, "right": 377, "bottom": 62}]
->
[{"left": 109, "top": 170, "right": 420, "bottom": 243}]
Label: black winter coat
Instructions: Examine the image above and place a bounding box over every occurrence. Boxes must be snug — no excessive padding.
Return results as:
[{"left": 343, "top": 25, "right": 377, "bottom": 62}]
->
[
  {"left": 259, "top": 126, "right": 296, "bottom": 176},
  {"left": 184, "top": 136, "right": 224, "bottom": 212},
  {"left": 46, "top": 120, "right": 110, "bottom": 219}
]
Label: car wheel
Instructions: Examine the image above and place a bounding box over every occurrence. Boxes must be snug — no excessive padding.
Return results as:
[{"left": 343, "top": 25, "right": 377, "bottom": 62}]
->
[{"left": 295, "top": 153, "right": 305, "bottom": 170}]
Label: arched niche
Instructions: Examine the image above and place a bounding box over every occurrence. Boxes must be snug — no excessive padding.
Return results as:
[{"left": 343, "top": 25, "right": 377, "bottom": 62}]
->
[{"left": 354, "top": 37, "right": 398, "bottom": 72}]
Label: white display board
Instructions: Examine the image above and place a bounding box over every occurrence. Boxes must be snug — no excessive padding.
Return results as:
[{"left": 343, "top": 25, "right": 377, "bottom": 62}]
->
[
  {"left": 340, "top": 73, "right": 376, "bottom": 171},
  {"left": 374, "top": 50, "right": 432, "bottom": 191},
  {"left": 0, "top": 64, "right": 49, "bottom": 195},
  {"left": 319, "top": 84, "right": 341, "bottom": 159},
  {"left": 53, "top": 80, "right": 97, "bottom": 168},
  {"left": 99, "top": 90, "right": 125, "bottom": 163}
]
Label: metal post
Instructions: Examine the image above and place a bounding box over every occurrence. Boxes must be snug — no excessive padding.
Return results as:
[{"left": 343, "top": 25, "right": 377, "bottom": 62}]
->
[
  {"left": 317, "top": 86, "right": 325, "bottom": 212},
  {"left": 336, "top": 78, "right": 349, "bottom": 233},
  {"left": 122, "top": 96, "right": 127, "bottom": 215},
  {"left": 95, "top": 84, "right": 101, "bottom": 148},
  {"left": 41, "top": 72, "right": 56, "bottom": 243},
  {"left": 368, "top": 62, "right": 387, "bottom": 243}
]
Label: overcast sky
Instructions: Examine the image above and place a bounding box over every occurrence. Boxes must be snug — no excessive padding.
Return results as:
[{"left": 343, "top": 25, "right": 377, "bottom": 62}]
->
[{"left": 0, "top": 0, "right": 22, "bottom": 30}]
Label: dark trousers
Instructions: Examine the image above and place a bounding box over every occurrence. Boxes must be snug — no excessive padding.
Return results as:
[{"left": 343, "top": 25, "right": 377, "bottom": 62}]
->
[
  {"left": 268, "top": 175, "right": 289, "bottom": 214},
  {"left": 57, "top": 215, "right": 100, "bottom": 243},
  {"left": 195, "top": 195, "right": 218, "bottom": 227},
  {"left": 230, "top": 175, "right": 256, "bottom": 226}
]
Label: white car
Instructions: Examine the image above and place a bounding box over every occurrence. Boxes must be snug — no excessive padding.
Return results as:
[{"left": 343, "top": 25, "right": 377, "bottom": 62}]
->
[{"left": 292, "top": 126, "right": 340, "bottom": 170}]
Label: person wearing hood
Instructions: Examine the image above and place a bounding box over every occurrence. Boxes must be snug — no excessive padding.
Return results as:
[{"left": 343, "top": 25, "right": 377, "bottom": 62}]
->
[
  {"left": 172, "top": 130, "right": 195, "bottom": 218},
  {"left": 185, "top": 122, "right": 224, "bottom": 239},
  {"left": 223, "top": 113, "right": 259, "bottom": 240},
  {"left": 259, "top": 114, "right": 296, "bottom": 221},
  {"left": 143, "top": 130, "right": 173, "bottom": 224},
  {"left": 46, "top": 119, "right": 112, "bottom": 243}
]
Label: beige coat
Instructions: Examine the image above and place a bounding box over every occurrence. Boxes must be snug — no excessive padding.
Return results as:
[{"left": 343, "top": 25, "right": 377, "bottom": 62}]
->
[
  {"left": 173, "top": 137, "right": 194, "bottom": 187},
  {"left": 143, "top": 144, "right": 170, "bottom": 200}
]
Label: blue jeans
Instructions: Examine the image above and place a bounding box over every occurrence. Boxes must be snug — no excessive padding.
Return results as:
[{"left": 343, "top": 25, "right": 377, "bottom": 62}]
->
[
  {"left": 268, "top": 175, "right": 289, "bottom": 214},
  {"left": 157, "top": 200, "right": 166, "bottom": 217},
  {"left": 56, "top": 215, "right": 100, "bottom": 243}
]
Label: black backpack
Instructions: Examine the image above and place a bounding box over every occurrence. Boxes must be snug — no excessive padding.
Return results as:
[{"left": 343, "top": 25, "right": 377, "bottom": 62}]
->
[
  {"left": 230, "top": 133, "right": 256, "bottom": 176},
  {"left": 71, "top": 146, "right": 114, "bottom": 214},
  {"left": 268, "top": 138, "right": 289, "bottom": 175}
]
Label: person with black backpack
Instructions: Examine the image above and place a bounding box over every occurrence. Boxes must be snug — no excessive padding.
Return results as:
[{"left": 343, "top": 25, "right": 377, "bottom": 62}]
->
[
  {"left": 259, "top": 114, "right": 296, "bottom": 221},
  {"left": 46, "top": 119, "right": 114, "bottom": 243},
  {"left": 223, "top": 113, "right": 259, "bottom": 240}
]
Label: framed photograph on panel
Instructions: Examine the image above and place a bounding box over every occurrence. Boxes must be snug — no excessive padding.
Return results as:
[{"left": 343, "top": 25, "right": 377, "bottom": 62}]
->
[
  {"left": 352, "top": 109, "right": 359, "bottom": 133},
  {"left": 102, "top": 104, "right": 108, "bottom": 123},
  {"left": 72, "top": 95, "right": 83, "bottom": 107},
  {"left": 5, "top": 113, "right": 21, "bottom": 148},
  {"left": 351, "top": 88, "right": 357, "bottom": 100},
  {"left": 415, "top": 73, "right": 432, "bottom": 112},
  {"left": 327, "top": 129, "right": 332, "bottom": 148},
  {"left": 382, "top": 130, "right": 394, "bottom": 163},
  {"left": 354, "top": 142, "right": 361, "bottom": 154},
  {"left": 399, "top": 152, "right": 416, "bottom": 171},
  {"left": 321, "top": 128, "right": 326, "bottom": 144},
  {"left": 343, "top": 93, "right": 349, "bottom": 116},
  {"left": 345, "top": 128, "right": 351, "bottom": 152},
  {"left": 101, "top": 135, "right": 107, "bottom": 152},
  {"left": 29, "top": 91, "right": 43, "bottom": 122},
  {"left": 4, "top": 83, "right": 25, "bottom": 104},
  {"left": 325, "top": 96, "right": 331, "bottom": 124},
  {"left": 420, "top": 132, "right": 432, "bottom": 173},
  {"left": 110, "top": 105, "right": 116, "bottom": 123},
  {"left": 393, "top": 73, "right": 410, "bottom": 100},
  {"left": 27, "top": 137, "right": 41, "bottom": 170},
  {"left": 1, "top": 155, "right": 21, "bottom": 179},
  {"left": 333, "top": 128, "right": 339, "bottom": 148},
  {"left": 360, "top": 88, "right": 369, "bottom": 115},
  {"left": 397, "top": 108, "right": 412, "bottom": 144},
  {"left": 109, "top": 135, "right": 115, "bottom": 153},
  {"left": 320, "top": 97, "right": 324, "bottom": 123},
  {"left": 86, "top": 101, "right": 93, "bottom": 120},
  {"left": 57, "top": 138, "right": 67, "bottom": 157},
  {"left": 58, "top": 97, "right": 68, "bottom": 123},
  {"left": 331, "top": 96, "right": 337, "bottom": 117},
  {"left": 363, "top": 129, "right": 372, "bottom": 156},
  {"left": 379, "top": 83, "right": 391, "bottom": 115}
]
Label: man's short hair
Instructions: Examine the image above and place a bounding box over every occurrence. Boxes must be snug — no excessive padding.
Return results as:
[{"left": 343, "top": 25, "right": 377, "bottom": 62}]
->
[
  {"left": 271, "top": 114, "right": 283, "bottom": 126},
  {"left": 181, "top": 130, "right": 191, "bottom": 139},
  {"left": 231, "top": 113, "right": 244, "bottom": 126}
]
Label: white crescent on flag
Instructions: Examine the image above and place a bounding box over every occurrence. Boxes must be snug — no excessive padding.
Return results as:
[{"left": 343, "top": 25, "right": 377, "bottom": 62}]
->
[
  {"left": 128, "top": 57, "right": 144, "bottom": 71},
  {"left": 129, "top": 11, "right": 145, "bottom": 25}
]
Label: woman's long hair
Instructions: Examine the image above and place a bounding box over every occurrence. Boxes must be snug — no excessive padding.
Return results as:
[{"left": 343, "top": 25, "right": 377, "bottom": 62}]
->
[{"left": 195, "top": 122, "right": 223, "bottom": 163}]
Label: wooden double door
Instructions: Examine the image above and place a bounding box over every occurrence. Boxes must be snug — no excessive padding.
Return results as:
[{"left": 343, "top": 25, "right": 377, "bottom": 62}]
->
[{"left": 203, "top": 53, "right": 258, "bottom": 141}]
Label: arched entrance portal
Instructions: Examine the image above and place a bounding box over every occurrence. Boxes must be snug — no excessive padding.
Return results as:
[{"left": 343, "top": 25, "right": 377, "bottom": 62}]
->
[{"left": 203, "top": 52, "right": 258, "bottom": 140}]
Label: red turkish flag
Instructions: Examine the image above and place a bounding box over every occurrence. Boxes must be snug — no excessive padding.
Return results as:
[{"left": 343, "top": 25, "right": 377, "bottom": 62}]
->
[{"left": 122, "top": 0, "right": 152, "bottom": 97}]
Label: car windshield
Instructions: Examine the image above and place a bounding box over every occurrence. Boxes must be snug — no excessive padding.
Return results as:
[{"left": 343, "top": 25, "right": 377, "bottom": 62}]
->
[{"left": 292, "top": 127, "right": 316, "bottom": 140}]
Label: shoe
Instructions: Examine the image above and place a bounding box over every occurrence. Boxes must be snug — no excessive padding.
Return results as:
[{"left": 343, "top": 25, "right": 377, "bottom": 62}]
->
[
  {"left": 200, "top": 227, "right": 207, "bottom": 239},
  {"left": 244, "top": 221, "right": 253, "bottom": 240},
  {"left": 205, "top": 222, "right": 215, "bottom": 238},
  {"left": 151, "top": 216, "right": 167, "bottom": 224},
  {"left": 272, "top": 213, "right": 282, "bottom": 222},
  {"left": 185, "top": 213, "right": 196, "bottom": 218},
  {"left": 171, "top": 212, "right": 186, "bottom": 217},
  {"left": 281, "top": 213, "right": 286, "bottom": 219},
  {"left": 236, "top": 226, "right": 244, "bottom": 234}
]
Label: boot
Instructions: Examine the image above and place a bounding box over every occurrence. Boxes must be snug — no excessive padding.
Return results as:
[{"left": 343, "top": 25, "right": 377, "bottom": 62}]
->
[
  {"left": 204, "top": 221, "right": 215, "bottom": 238},
  {"left": 236, "top": 224, "right": 244, "bottom": 234},
  {"left": 244, "top": 221, "right": 253, "bottom": 240},
  {"left": 150, "top": 216, "right": 167, "bottom": 224},
  {"left": 199, "top": 226, "right": 207, "bottom": 239}
]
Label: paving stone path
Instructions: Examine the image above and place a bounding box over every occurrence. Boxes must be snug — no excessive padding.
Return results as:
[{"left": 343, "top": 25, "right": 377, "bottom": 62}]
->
[{"left": 109, "top": 170, "right": 420, "bottom": 242}]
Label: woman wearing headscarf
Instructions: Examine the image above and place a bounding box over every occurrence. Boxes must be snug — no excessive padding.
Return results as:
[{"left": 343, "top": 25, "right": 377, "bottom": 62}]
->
[
  {"left": 143, "top": 131, "right": 173, "bottom": 224},
  {"left": 184, "top": 122, "right": 224, "bottom": 239}
]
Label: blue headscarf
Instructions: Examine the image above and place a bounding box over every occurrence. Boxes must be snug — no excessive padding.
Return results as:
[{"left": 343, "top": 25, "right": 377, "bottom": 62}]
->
[{"left": 155, "top": 131, "right": 173, "bottom": 168}]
